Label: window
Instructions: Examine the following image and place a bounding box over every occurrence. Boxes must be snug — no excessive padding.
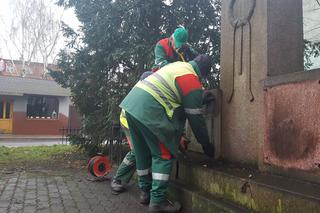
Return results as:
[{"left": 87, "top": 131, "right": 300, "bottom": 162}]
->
[
  {"left": 26, "top": 96, "right": 59, "bottom": 119},
  {"left": 0, "top": 101, "right": 11, "bottom": 119},
  {"left": 0, "top": 102, "right": 3, "bottom": 119},
  {"left": 5, "top": 102, "right": 10, "bottom": 118}
]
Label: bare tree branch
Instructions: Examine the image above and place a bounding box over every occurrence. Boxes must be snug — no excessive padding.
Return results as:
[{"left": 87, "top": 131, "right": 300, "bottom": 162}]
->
[{"left": 3, "top": 0, "right": 63, "bottom": 77}]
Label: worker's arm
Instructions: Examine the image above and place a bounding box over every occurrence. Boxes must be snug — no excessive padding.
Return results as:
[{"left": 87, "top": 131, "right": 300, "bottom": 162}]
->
[
  {"left": 188, "top": 46, "right": 199, "bottom": 59},
  {"left": 182, "top": 89, "right": 209, "bottom": 146},
  {"left": 152, "top": 43, "right": 170, "bottom": 71},
  {"left": 175, "top": 75, "right": 214, "bottom": 157},
  {"left": 178, "top": 44, "right": 199, "bottom": 61}
]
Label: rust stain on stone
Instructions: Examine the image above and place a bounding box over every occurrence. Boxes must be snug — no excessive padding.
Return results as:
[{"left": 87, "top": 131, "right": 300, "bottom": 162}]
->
[{"left": 270, "top": 118, "right": 317, "bottom": 160}]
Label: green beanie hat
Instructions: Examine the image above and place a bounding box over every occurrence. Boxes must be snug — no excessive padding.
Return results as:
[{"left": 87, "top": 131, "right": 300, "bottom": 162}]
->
[{"left": 173, "top": 27, "right": 188, "bottom": 49}]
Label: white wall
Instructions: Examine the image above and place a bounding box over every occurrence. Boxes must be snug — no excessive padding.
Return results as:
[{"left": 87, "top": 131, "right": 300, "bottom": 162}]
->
[{"left": 58, "top": 96, "right": 70, "bottom": 117}]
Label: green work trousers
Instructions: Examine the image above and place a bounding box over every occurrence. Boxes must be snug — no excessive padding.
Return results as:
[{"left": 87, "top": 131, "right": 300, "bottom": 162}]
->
[
  {"left": 114, "top": 126, "right": 136, "bottom": 184},
  {"left": 126, "top": 112, "right": 177, "bottom": 204},
  {"left": 114, "top": 150, "right": 136, "bottom": 184}
]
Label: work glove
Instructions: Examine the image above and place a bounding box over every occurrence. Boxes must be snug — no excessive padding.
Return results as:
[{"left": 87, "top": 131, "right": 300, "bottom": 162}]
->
[
  {"left": 178, "top": 135, "right": 191, "bottom": 153},
  {"left": 202, "top": 90, "right": 215, "bottom": 105},
  {"left": 177, "top": 44, "right": 197, "bottom": 61},
  {"left": 177, "top": 44, "right": 188, "bottom": 54},
  {"left": 179, "top": 135, "right": 189, "bottom": 150},
  {"left": 202, "top": 143, "right": 215, "bottom": 158}
]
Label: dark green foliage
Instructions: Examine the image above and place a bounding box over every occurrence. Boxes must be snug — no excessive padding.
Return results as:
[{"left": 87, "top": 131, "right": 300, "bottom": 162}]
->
[
  {"left": 51, "top": 0, "right": 221, "bottom": 154},
  {"left": 304, "top": 40, "right": 320, "bottom": 70}
]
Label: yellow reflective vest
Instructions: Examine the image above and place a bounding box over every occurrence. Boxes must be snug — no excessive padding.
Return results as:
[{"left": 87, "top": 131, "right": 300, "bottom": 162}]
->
[{"left": 136, "top": 61, "right": 198, "bottom": 119}]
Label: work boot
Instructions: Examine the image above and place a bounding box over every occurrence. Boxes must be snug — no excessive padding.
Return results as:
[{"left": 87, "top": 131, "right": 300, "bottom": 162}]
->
[
  {"left": 139, "top": 190, "right": 150, "bottom": 205},
  {"left": 111, "top": 179, "right": 125, "bottom": 194},
  {"left": 148, "top": 200, "right": 182, "bottom": 213}
]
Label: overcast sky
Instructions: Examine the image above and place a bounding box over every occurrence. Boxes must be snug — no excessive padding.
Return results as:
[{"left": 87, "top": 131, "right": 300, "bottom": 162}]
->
[{"left": 0, "top": 0, "right": 80, "bottom": 62}]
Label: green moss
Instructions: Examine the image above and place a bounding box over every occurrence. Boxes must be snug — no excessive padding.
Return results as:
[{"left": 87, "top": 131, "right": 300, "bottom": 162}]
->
[
  {"left": 273, "top": 199, "right": 283, "bottom": 213},
  {"left": 174, "top": 163, "right": 320, "bottom": 213},
  {"left": 201, "top": 174, "right": 259, "bottom": 212},
  {"left": 210, "top": 183, "right": 223, "bottom": 195},
  {"left": 192, "top": 194, "right": 204, "bottom": 210}
]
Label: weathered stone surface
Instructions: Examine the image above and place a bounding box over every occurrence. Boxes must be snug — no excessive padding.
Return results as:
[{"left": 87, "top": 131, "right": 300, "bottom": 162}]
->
[
  {"left": 267, "top": 0, "right": 304, "bottom": 76},
  {"left": 264, "top": 78, "right": 320, "bottom": 171},
  {"left": 220, "top": 0, "right": 304, "bottom": 165},
  {"left": 263, "top": 69, "right": 320, "bottom": 87},
  {"left": 221, "top": 0, "right": 267, "bottom": 164}
]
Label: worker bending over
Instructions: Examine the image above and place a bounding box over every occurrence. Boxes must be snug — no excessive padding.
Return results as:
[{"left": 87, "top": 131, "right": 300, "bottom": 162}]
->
[{"left": 120, "top": 54, "right": 215, "bottom": 212}]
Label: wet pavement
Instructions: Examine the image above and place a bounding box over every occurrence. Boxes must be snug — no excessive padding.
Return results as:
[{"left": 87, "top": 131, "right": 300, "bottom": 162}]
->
[
  {"left": 0, "top": 139, "right": 64, "bottom": 147},
  {"left": 0, "top": 169, "right": 147, "bottom": 213},
  {"left": 0, "top": 135, "right": 65, "bottom": 147}
]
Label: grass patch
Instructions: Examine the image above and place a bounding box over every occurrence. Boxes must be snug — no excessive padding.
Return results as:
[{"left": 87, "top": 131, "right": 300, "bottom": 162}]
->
[{"left": 0, "top": 145, "right": 87, "bottom": 170}]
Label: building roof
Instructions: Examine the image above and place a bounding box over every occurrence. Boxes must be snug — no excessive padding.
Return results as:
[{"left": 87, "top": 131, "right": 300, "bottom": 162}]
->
[
  {"left": 0, "top": 75, "right": 70, "bottom": 97},
  {"left": 0, "top": 58, "right": 58, "bottom": 80}
]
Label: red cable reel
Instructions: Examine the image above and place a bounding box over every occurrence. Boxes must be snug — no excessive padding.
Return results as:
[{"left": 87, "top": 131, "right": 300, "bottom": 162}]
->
[{"left": 87, "top": 154, "right": 111, "bottom": 177}]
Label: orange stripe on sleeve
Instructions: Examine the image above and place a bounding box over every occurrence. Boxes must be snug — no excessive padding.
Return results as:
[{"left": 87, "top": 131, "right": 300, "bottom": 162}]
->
[{"left": 176, "top": 74, "right": 202, "bottom": 96}]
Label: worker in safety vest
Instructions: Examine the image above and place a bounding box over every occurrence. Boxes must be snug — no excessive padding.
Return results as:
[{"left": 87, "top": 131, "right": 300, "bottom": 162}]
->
[
  {"left": 152, "top": 27, "right": 198, "bottom": 72},
  {"left": 111, "top": 72, "right": 153, "bottom": 202},
  {"left": 111, "top": 27, "right": 197, "bottom": 194},
  {"left": 111, "top": 71, "right": 189, "bottom": 202},
  {"left": 120, "top": 54, "right": 215, "bottom": 213}
]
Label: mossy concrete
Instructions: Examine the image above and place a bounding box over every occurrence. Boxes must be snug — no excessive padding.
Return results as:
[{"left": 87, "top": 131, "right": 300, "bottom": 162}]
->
[
  {"left": 168, "top": 181, "right": 251, "bottom": 213},
  {"left": 171, "top": 153, "right": 320, "bottom": 213}
]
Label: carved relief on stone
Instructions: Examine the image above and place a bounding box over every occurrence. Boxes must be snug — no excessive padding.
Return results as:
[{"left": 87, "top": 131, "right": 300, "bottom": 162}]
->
[{"left": 227, "top": 0, "right": 256, "bottom": 103}]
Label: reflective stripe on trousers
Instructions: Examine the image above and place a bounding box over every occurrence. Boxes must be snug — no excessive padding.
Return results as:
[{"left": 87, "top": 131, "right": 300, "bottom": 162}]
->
[
  {"left": 137, "top": 168, "right": 151, "bottom": 176},
  {"left": 184, "top": 107, "right": 204, "bottom": 115},
  {"left": 152, "top": 173, "right": 170, "bottom": 181},
  {"left": 123, "top": 157, "right": 134, "bottom": 166}
]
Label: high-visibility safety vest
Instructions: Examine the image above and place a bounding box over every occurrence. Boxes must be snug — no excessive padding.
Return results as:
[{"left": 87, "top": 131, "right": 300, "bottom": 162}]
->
[
  {"left": 119, "top": 109, "right": 129, "bottom": 129},
  {"left": 119, "top": 109, "right": 134, "bottom": 150},
  {"left": 136, "top": 61, "right": 198, "bottom": 119}
]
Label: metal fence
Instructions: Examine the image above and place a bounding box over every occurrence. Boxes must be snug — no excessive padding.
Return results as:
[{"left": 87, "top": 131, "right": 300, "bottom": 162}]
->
[
  {"left": 105, "top": 123, "right": 129, "bottom": 165},
  {"left": 59, "top": 123, "right": 129, "bottom": 165},
  {"left": 59, "top": 127, "right": 81, "bottom": 144}
]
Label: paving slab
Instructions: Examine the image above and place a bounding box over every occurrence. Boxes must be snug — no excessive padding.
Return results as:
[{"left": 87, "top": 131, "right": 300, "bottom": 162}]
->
[{"left": 0, "top": 169, "right": 148, "bottom": 213}]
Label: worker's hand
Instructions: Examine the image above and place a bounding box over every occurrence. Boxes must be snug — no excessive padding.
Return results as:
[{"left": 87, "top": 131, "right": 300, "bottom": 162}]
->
[
  {"left": 179, "top": 136, "right": 188, "bottom": 150},
  {"left": 176, "top": 44, "right": 188, "bottom": 54},
  {"left": 202, "top": 143, "right": 215, "bottom": 158}
]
